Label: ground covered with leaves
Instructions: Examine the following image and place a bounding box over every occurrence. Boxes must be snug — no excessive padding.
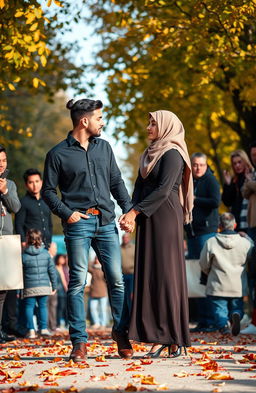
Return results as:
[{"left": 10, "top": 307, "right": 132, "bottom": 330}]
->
[{"left": 0, "top": 329, "right": 255, "bottom": 393}]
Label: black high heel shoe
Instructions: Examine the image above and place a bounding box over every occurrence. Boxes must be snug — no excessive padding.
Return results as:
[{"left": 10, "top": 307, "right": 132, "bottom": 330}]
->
[
  {"left": 144, "top": 344, "right": 169, "bottom": 358},
  {"left": 169, "top": 345, "right": 187, "bottom": 358}
]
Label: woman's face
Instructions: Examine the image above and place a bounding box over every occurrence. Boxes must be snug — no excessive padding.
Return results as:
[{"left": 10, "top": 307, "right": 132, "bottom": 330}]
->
[
  {"left": 147, "top": 116, "right": 158, "bottom": 141},
  {"left": 232, "top": 156, "right": 246, "bottom": 174}
]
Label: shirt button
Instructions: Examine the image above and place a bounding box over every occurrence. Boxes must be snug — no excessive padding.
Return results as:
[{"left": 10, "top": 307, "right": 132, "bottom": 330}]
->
[
  {"left": 38, "top": 203, "right": 41, "bottom": 206},
  {"left": 93, "top": 185, "right": 96, "bottom": 187},
  {"left": 42, "top": 219, "right": 45, "bottom": 221}
]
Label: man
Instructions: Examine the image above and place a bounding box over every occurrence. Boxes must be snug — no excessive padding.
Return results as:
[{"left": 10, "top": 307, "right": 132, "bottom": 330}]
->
[
  {"left": 199, "top": 213, "right": 252, "bottom": 335},
  {"left": 121, "top": 233, "right": 135, "bottom": 314},
  {"left": 42, "top": 99, "right": 133, "bottom": 361},
  {"left": 185, "top": 152, "right": 221, "bottom": 332},
  {"left": 0, "top": 144, "right": 21, "bottom": 343},
  {"left": 15, "top": 168, "right": 52, "bottom": 249}
]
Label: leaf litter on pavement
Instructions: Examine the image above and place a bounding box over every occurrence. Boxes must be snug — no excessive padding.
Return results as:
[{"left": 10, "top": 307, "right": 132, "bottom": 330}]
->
[{"left": 0, "top": 329, "right": 255, "bottom": 392}]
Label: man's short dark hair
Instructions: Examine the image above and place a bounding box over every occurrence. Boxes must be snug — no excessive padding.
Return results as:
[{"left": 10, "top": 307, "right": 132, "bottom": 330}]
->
[
  {"left": 66, "top": 99, "right": 103, "bottom": 127},
  {"left": 0, "top": 144, "right": 6, "bottom": 154},
  {"left": 23, "top": 168, "right": 42, "bottom": 183}
]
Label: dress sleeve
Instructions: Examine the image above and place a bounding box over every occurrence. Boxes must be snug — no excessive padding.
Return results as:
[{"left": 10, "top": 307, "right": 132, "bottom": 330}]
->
[{"left": 133, "top": 149, "right": 183, "bottom": 217}]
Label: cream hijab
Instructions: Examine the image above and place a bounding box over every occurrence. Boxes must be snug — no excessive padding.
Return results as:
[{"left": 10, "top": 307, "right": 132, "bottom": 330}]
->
[{"left": 139, "top": 110, "right": 194, "bottom": 224}]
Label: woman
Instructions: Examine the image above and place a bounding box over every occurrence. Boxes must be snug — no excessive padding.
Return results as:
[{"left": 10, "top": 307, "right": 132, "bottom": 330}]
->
[
  {"left": 222, "top": 150, "right": 253, "bottom": 232},
  {"left": 119, "top": 110, "right": 193, "bottom": 357}
]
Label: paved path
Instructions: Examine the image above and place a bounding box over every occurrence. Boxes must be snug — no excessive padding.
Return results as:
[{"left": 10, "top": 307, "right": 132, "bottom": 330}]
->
[{"left": 0, "top": 329, "right": 255, "bottom": 393}]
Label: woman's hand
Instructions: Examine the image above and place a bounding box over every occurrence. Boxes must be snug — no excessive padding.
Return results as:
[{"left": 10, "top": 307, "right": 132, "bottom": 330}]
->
[
  {"left": 118, "top": 209, "right": 139, "bottom": 233},
  {"left": 223, "top": 170, "right": 232, "bottom": 185}
]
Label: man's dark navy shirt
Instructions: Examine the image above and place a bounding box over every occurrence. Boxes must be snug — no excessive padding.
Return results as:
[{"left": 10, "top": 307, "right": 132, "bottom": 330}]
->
[{"left": 42, "top": 133, "right": 132, "bottom": 225}]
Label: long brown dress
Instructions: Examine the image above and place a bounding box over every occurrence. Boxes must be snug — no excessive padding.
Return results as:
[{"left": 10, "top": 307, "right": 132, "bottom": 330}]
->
[{"left": 129, "top": 149, "right": 191, "bottom": 347}]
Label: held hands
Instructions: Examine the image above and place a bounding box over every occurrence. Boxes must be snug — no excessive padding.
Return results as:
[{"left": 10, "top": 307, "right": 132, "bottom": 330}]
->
[
  {"left": 118, "top": 209, "right": 139, "bottom": 233},
  {"left": 67, "top": 211, "right": 89, "bottom": 224}
]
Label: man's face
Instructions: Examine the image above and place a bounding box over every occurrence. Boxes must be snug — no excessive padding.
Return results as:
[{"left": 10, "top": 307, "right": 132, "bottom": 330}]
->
[
  {"left": 191, "top": 157, "right": 207, "bottom": 178},
  {"left": 250, "top": 147, "right": 256, "bottom": 167},
  {"left": 26, "top": 174, "right": 42, "bottom": 195},
  {"left": 122, "top": 233, "right": 130, "bottom": 245},
  {"left": 0, "top": 151, "right": 7, "bottom": 175},
  {"left": 84, "top": 108, "right": 105, "bottom": 137}
]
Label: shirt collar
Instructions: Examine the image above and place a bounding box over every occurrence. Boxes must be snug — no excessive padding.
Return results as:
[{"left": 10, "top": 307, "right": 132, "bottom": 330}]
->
[{"left": 67, "top": 131, "right": 99, "bottom": 147}]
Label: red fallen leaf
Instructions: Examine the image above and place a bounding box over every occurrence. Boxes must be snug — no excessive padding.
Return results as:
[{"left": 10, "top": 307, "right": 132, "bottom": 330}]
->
[
  {"left": 233, "top": 346, "right": 246, "bottom": 353},
  {"left": 95, "top": 355, "right": 106, "bottom": 362},
  {"left": 132, "top": 374, "right": 145, "bottom": 379},
  {"left": 212, "top": 388, "right": 222, "bottom": 392},
  {"left": 140, "top": 359, "right": 153, "bottom": 365},
  {"left": 141, "top": 376, "right": 158, "bottom": 385},
  {"left": 64, "top": 360, "right": 89, "bottom": 368},
  {"left": 8, "top": 362, "right": 27, "bottom": 368},
  {"left": 104, "top": 372, "right": 116, "bottom": 376},
  {"left": 243, "top": 353, "right": 256, "bottom": 362},
  {"left": 49, "top": 358, "right": 63, "bottom": 363},
  {"left": 58, "top": 370, "right": 77, "bottom": 376},
  {"left": 126, "top": 366, "right": 144, "bottom": 371},
  {"left": 207, "top": 373, "right": 234, "bottom": 380},
  {"left": 43, "top": 382, "right": 59, "bottom": 386},
  {"left": 0, "top": 389, "right": 17, "bottom": 393},
  {"left": 249, "top": 376, "right": 256, "bottom": 378},
  {"left": 124, "top": 383, "right": 138, "bottom": 391}
]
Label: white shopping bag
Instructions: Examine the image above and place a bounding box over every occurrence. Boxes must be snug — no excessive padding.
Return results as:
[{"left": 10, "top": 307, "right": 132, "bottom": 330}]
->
[{"left": 0, "top": 234, "right": 24, "bottom": 290}]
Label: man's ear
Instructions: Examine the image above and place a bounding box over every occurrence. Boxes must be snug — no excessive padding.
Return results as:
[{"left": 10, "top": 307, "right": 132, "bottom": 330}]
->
[
  {"left": 234, "top": 222, "right": 237, "bottom": 229},
  {"left": 81, "top": 116, "right": 89, "bottom": 127}
]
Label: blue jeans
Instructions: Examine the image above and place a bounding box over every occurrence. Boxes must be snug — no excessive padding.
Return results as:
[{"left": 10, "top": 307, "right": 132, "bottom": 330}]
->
[
  {"left": 24, "top": 296, "right": 48, "bottom": 330},
  {"left": 89, "top": 296, "right": 108, "bottom": 326},
  {"left": 64, "top": 216, "right": 127, "bottom": 345},
  {"left": 208, "top": 296, "right": 244, "bottom": 329}
]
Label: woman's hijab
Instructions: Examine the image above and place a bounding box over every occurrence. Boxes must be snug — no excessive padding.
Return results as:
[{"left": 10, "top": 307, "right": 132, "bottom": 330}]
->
[{"left": 139, "top": 110, "right": 194, "bottom": 224}]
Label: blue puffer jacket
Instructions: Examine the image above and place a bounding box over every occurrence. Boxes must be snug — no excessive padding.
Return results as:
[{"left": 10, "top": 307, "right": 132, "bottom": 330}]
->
[{"left": 22, "top": 245, "right": 57, "bottom": 297}]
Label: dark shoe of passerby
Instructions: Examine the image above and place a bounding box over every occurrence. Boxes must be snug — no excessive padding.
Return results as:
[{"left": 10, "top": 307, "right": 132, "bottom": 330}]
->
[
  {"left": 69, "top": 343, "right": 87, "bottom": 362},
  {"left": 0, "top": 330, "right": 16, "bottom": 343},
  {"left": 219, "top": 325, "right": 230, "bottom": 334},
  {"left": 112, "top": 330, "right": 133, "bottom": 359},
  {"left": 231, "top": 313, "right": 240, "bottom": 336}
]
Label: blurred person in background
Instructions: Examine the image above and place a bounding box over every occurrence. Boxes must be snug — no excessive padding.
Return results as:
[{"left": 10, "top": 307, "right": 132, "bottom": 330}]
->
[{"left": 0, "top": 144, "right": 21, "bottom": 342}]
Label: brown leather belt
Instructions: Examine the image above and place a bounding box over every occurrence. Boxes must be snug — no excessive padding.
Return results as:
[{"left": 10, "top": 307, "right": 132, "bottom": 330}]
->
[{"left": 86, "top": 208, "right": 100, "bottom": 215}]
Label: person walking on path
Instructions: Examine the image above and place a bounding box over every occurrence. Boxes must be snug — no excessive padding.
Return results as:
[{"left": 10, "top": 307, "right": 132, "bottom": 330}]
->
[
  {"left": 120, "top": 110, "right": 193, "bottom": 358},
  {"left": 199, "top": 213, "right": 252, "bottom": 336},
  {"left": 15, "top": 168, "right": 53, "bottom": 249},
  {"left": 0, "top": 144, "right": 21, "bottom": 343},
  {"left": 42, "top": 99, "right": 133, "bottom": 362},
  {"left": 22, "top": 229, "right": 57, "bottom": 338}
]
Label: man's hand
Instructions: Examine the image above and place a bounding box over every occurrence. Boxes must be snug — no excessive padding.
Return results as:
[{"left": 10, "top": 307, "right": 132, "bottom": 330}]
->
[
  {"left": 51, "top": 289, "right": 57, "bottom": 295},
  {"left": 67, "top": 211, "right": 89, "bottom": 223},
  {"left": 118, "top": 209, "right": 139, "bottom": 233},
  {"left": 0, "top": 178, "right": 7, "bottom": 194}
]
